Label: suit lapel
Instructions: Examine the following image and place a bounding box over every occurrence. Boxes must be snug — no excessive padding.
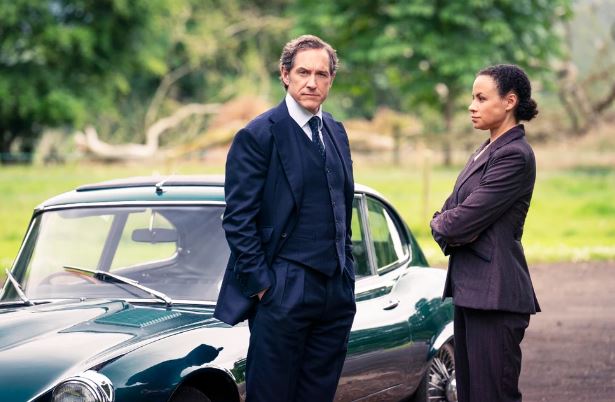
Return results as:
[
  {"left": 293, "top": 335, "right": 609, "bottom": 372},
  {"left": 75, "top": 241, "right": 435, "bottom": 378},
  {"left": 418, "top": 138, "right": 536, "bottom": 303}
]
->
[
  {"left": 270, "top": 102, "right": 304, "bottom": 208},
  {"left": 488, "top": 124, "right": 525, "bottom": 154},
  {"left": 454, "top": 125, "right": 526, "bottom": 195},
  {"left": 322, "top": 115, "right": 353, "bottom": 196},
  {"left": 455, "top": 143, "right": 489, "bottom": 191}
]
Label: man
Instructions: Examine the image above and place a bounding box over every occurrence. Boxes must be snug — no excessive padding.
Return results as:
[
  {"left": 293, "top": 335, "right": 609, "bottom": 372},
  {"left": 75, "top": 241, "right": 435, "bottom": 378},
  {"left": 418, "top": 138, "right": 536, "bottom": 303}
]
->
[{"left": 214, "top": 35, "right": 356, "bottom": 402}]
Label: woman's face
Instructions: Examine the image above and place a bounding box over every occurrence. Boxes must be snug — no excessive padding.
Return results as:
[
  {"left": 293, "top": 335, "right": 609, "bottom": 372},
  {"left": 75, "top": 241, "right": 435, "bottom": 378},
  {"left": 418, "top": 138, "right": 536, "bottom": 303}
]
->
[{"left": 468, "top": 74, "right": 511, "bottom": 131}]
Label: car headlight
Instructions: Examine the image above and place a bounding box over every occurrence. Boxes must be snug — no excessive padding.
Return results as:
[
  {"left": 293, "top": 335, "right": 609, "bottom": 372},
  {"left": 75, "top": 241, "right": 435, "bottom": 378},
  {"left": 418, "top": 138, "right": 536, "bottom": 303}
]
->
[{"left": 52, "top": 370, "right": 114, "bottom": 402}]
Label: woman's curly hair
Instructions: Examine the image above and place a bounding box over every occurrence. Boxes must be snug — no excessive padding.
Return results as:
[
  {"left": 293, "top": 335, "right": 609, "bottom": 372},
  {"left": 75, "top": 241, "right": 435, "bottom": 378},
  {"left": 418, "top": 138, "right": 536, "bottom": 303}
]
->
[{"left": 478, "top": 64, "right": 539, "bottom": 122}]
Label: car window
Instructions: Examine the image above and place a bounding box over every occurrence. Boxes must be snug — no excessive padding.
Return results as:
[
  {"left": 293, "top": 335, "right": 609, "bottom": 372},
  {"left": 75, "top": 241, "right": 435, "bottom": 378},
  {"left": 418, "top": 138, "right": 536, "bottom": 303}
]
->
[
  {"left": 10, "top": 206, "right": 230, "bottom": 303},
  {"left": 366, "top": 196, "right": 408, "bottom": 271},
  {"left": 111, "top": 209, "right": 177, "bottom": 270},
  {"left": 351, "top": 197, "right": 371, "bottom": 277},
  {"left": 25, "top": 212, "right": 113, "bottom": 281}
]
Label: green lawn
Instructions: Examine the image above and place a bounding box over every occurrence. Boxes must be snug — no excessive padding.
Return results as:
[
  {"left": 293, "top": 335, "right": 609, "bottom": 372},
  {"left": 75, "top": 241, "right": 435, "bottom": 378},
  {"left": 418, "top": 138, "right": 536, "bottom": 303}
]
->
[
  {"left": 353, "top": 164, "right": 615, "bottom": 266},
  {"left": 1, "top": 161, "right": 613, "bottom": 282}
]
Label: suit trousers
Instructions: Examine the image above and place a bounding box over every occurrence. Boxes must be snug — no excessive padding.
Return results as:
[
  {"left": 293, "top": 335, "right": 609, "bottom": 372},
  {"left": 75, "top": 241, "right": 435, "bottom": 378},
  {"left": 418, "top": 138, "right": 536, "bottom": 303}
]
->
[
  {"left": 454, "top": 306, "right": 530, "bottom": 402},
  {"left": 246, "top": 258, "right": 356, "bottom": 402}
]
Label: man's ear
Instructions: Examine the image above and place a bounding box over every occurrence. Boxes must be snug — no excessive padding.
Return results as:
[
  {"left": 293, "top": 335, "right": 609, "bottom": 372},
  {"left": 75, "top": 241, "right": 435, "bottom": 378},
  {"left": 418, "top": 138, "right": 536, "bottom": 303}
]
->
[
  {"left": 505, "top": 92, "right": 518, "bottom": 112},
  {"left": 280, "top": 67, "right": 290, "bottom": 87}
]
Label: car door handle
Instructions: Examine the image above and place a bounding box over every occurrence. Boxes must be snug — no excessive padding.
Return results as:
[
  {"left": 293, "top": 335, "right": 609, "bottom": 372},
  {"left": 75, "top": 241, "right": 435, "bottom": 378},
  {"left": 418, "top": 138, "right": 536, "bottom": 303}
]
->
[{"left": 383, "top": 299, "right": 399, "bottom": 310}]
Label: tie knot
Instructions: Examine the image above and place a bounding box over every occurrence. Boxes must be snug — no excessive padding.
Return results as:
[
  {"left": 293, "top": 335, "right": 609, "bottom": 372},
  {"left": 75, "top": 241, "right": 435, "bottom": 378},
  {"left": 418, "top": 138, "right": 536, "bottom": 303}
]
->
[{"left": 308, "top": 116, "right": 321, "bottom": 134}]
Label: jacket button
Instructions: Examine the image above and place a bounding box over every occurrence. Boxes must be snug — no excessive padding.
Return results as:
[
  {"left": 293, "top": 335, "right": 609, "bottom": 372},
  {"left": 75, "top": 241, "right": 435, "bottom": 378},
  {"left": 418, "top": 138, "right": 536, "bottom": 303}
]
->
[{"left": 281, "top": 232, "right": 287, "bottom": 238}]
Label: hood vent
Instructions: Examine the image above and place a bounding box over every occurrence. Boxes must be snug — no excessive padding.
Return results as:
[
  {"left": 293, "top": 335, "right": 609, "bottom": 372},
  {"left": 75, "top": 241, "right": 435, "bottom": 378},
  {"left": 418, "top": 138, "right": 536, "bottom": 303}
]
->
[{"left": 95, "top": 308, "right": 181, "bottom": 328}]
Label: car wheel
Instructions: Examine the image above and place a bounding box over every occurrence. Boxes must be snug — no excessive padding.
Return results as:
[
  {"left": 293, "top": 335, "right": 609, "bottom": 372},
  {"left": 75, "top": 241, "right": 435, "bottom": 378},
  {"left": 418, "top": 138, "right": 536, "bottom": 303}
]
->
[
  {"left": 171, "top": 386, "right": 212, "bottom": 402},
  {"left": 414, "top": 342, "right": 457, "bottom": 402}
]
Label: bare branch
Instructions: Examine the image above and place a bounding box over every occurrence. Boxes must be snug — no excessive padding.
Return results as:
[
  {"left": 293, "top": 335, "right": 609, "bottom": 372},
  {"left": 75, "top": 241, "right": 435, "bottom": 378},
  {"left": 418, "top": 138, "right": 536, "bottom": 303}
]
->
[
  {"left": 145, "top": 103, "right": 220, "bottom": 147},
  {"left": 144, "top": 64, "right": 194, "bottom": 127},
  {"left": 594, "top": 82, "right": 615, "bottom": 114},
  {"left": 581, "top": 65, "right": 615, "bottom": 85},
  {"left": 76, "top": 103, "right": 220, "bottom": 161}
]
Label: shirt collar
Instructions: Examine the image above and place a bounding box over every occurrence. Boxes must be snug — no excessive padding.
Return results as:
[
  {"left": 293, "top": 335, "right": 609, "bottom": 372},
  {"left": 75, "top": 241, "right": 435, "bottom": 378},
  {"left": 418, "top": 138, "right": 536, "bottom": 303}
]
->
[{"left": 285, "top": 93, "right": 323, "bottom": 129}]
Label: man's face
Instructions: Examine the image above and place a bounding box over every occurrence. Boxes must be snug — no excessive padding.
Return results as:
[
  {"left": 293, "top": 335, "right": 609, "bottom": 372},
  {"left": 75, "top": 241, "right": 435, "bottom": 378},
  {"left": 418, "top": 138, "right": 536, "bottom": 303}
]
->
[{"left": 281, "top": 48, "right": 334, "bottom": 114}]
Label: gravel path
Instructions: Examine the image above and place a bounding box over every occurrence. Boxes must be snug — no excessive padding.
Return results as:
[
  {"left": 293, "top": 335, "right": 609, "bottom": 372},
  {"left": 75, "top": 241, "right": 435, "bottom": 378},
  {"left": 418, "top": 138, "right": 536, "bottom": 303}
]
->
[{"left": 520, "top": 261, "right": 615, "bottom": 402}]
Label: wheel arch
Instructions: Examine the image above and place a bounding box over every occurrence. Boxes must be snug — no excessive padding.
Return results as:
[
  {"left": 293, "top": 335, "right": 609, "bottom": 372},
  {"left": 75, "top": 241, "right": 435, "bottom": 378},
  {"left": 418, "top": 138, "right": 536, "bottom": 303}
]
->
[
  {"left": 171, "top": 366, "right": 241, "bottom": 402},
  {"left": 429, "top": 321, "right": 454, "bottom": 359}
]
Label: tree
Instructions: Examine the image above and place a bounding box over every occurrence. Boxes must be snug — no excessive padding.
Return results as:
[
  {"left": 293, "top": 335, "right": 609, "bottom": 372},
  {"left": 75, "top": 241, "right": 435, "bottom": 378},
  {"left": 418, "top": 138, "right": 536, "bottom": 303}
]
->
[
  {"left": 292, "top": 0, "right": 572, "bottom": 164},
  {"left": 76, "top": 0, "right": 291, "bottom": 160},
  {"left": 0, "top": 0, "right": 174, "bottom": 163},
  {"left": 557, "top": 0, "right": 615, "bottom": 134}
]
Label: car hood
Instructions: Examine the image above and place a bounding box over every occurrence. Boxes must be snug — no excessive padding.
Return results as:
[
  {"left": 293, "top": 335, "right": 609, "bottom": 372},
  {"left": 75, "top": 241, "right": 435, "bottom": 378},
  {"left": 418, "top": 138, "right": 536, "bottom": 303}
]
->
[{"left": 0, "top": 299, "right": 219, "bottom": 401}]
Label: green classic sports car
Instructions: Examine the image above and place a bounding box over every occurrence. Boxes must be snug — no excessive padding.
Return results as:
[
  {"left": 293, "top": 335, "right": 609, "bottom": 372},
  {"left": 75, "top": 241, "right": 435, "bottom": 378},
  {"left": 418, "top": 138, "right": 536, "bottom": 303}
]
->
[{"left": 0, "top": 176, "right": 456, "bottom": 402}]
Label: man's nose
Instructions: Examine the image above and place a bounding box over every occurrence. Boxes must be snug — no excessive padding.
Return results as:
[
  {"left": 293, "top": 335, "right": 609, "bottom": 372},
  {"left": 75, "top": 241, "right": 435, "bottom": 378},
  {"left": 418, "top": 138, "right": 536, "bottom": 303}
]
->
[{"left": 306, "top": 74, "right": 317, "bottom": 88}]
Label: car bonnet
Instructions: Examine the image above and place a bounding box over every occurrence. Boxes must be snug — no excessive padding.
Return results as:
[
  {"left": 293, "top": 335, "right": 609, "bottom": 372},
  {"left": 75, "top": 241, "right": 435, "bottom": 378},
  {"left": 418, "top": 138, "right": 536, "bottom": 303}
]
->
[{"left": 0, "top": 299, "right": 217, "bottom": 401}]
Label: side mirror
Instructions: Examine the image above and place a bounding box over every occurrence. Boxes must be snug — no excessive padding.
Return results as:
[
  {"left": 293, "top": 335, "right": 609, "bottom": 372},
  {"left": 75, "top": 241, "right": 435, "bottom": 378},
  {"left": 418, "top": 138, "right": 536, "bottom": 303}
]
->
[{"left": 132, "top": 228, "right": 178, "bottom": 243}]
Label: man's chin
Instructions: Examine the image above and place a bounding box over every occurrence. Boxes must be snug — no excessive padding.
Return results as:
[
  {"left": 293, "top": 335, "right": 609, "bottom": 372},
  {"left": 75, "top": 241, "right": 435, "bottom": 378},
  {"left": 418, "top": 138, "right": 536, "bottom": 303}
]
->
[{"left": 299, "top": 100, "right": 322, "bottom": 114}]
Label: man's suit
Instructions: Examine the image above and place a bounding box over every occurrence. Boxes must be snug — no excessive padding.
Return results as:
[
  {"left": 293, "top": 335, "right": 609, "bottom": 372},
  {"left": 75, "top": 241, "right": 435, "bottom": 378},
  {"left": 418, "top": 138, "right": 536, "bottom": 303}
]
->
[
  {"left": 214, "top": 100, "right": 356, "bottom": 401},
  {"left": 431, "top": 125, "right": 539, "bottom": 402}
]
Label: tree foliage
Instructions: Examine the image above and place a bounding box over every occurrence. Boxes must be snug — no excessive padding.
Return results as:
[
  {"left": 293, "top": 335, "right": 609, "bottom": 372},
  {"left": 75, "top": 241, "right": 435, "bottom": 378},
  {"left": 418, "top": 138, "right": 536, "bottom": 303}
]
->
[
  {"left": 116, "top": 0, "right": 290, "bottom": 146},
  {"left": 293, "top": 0, "right": 572, "bottom": 122},
  {"left": 1, "top": 0, "right": 576, "bottom": 163},
  {"left": 0, "top": 0, "right": 292, "bottom": 162},
  {"left": 0, "top": 0, "right": 174, "bottom": 162}
]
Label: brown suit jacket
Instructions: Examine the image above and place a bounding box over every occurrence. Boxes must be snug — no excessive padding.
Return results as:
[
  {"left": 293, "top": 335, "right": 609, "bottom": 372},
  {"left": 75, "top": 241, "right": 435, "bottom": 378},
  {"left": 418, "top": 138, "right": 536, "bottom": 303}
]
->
[{"left": 431, "top": 125, "right": 540, "bottom": 314}]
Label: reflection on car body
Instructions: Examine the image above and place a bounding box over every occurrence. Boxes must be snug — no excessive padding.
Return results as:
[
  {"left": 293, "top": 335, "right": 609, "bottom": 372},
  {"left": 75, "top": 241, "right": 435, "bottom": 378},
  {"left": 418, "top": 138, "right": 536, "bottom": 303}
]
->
[{"left": 0, "top": 176, "right": 456, "bottom": 402}]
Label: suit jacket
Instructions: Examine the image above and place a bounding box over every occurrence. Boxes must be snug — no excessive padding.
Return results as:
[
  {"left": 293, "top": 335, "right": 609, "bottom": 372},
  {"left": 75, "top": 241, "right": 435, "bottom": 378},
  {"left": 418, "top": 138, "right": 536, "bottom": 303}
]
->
[
  {"left": 214, "top": 101, "right": 355, "bottom": 325},
  {"left": 430, "top": 125, "right": 540, "bottom": 314}
]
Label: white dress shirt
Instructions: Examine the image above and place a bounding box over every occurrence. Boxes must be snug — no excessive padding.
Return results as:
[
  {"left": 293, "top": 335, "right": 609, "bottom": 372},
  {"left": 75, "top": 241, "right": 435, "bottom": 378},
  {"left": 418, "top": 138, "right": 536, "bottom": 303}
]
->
[
  {"left": 285, "top": 93, "right": 325, "bottom": 148},
  {"left": 474, "top": 141, "right": 491, "bottom": 161}
]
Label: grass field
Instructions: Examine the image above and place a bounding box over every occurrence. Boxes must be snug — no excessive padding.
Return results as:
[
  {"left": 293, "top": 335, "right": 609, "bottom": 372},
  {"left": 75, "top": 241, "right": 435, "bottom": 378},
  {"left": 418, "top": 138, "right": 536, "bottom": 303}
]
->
[{"left": 1, "top": 159, "right": 614, "bottom": 283}]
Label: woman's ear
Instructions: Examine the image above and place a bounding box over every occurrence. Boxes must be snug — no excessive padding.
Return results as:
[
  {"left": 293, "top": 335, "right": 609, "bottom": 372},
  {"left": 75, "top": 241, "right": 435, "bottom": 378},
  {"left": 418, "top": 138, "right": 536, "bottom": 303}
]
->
[{"left": 505, "top": 92, "right": 518, "bottom": 112}]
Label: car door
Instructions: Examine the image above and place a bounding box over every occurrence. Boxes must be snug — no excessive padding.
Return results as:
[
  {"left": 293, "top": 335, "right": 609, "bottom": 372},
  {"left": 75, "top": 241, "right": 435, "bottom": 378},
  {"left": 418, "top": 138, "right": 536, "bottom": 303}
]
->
[{"left": 336, "top": 194, "right": 417, "bottom": 401}]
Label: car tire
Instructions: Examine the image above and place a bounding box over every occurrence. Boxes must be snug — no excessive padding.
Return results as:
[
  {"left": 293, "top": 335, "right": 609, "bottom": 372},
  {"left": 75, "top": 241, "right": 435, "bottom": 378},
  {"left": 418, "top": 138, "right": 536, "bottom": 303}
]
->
[
  {"left": 171, "top": 386, "right": 212, "bottom": 402},
  {"left": 414, "top": 342, "right": 457, "bottom": 402}
]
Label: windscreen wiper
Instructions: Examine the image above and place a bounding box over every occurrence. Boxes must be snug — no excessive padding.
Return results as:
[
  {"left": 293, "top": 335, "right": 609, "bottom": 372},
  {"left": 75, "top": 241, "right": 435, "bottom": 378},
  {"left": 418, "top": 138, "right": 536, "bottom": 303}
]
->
[
  {"left": 4, "top": 269, "right": 34, "bottom": 306},
  {"left": 63, "top": 265, "right": 173, "bottom": 307}
]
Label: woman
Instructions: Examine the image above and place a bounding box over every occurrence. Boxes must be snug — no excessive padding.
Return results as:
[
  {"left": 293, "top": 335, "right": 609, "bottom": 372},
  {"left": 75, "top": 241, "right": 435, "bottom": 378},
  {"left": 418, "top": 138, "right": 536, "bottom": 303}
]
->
[{"left": 430, "top": 64, "right": 540, "bottom": 402}]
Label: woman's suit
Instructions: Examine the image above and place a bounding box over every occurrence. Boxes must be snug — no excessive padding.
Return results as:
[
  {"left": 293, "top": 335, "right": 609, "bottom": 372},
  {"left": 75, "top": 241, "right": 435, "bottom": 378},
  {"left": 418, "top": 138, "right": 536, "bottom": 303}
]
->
[{"left": 431, "top": 124, "right": 540, "bottom": 402}]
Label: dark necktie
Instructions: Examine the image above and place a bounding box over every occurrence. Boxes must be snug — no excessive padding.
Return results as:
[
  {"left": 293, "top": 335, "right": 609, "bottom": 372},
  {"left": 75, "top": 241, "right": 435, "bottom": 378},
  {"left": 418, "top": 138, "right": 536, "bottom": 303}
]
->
[{"left": 308, "top": 116, "right": 325, "bottom": 159}]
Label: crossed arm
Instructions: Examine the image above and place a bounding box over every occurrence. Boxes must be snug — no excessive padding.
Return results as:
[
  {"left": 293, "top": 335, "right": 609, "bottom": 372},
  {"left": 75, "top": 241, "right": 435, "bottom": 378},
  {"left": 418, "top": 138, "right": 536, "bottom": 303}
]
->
[{"left": 431, "top": 149, "right": 531, "bottom": 253}]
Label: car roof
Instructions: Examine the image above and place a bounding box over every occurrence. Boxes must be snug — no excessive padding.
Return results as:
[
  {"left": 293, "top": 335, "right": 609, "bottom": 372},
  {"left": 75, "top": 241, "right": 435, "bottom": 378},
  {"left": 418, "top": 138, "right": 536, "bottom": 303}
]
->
[{"left": 36, "top": 175, "right": 386, "bottom": 211}]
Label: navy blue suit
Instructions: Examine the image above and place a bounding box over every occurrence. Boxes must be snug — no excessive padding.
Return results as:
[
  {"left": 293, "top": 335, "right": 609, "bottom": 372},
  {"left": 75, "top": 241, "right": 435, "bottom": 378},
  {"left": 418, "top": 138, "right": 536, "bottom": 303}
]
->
[
  {"left": 214, "top": 101, "right": 356, "bottom": 402},
  {"left": 431, "top": 125, "right": 539, "bottom": 402}
]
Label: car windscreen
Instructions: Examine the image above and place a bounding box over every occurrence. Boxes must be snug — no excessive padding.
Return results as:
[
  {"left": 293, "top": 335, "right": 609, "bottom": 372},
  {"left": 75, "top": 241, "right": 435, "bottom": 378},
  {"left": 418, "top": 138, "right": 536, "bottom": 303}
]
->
[{"left": 3, "top": 205, "right": 229, "bottom": 303}]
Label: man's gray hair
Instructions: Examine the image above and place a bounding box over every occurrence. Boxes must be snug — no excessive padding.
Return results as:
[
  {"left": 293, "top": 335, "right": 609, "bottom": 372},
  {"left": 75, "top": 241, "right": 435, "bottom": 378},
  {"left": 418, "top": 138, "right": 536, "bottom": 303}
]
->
[{"left": 279, "top": 35, "right": 338, "bottom": 89}]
